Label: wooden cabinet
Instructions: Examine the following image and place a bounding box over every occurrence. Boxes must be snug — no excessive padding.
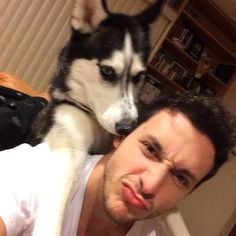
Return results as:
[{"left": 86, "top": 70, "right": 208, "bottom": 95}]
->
[{"left": 141, "top": 0, "right": 236, "bottom": 103}]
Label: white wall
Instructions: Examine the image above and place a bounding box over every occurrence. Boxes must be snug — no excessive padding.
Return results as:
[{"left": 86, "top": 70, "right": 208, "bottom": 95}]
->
[
  {"left": 223, "top": 75, "right": 236, "bottom": 116},
  {"left": 178, "top": 80, "right": 236, "bottom": 236},
  {"left": 178, "top": 156, "right": 236, "bottom": 236}
]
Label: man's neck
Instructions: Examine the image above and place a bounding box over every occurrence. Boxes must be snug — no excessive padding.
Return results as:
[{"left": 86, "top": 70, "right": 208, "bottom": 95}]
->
[{"left": 77, "top": 155, "right": 132, "bottom": 236}]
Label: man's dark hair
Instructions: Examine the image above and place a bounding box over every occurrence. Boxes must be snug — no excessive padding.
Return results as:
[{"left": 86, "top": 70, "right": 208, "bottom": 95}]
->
[{"left": 138, "top": 93, "right": 236, "bottom": 186}]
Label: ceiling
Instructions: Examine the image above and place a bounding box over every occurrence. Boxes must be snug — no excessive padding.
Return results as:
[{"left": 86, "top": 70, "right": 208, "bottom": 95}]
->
[{"left": 213, "top": 0, "right": 236, "bottom": 23}]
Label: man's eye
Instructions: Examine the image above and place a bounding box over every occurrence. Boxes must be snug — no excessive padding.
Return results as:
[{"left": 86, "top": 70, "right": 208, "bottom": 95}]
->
[
  {"left": 146, "top": 144, "right": 156, "bottom": 154},
  {"left": 143, "top": 142, "right": 159, "bottom": 157},
  {"left": 98, "top": 64, "right": 117, "bottom": 82},
  {"left": 171, "top": 170, "right": 189, "bottom": 187}
]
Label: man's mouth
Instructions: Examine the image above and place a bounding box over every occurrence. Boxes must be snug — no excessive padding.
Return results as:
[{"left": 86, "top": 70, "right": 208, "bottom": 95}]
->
[{"left": 121, "top": 181, "right": 149, "bottom": 210}]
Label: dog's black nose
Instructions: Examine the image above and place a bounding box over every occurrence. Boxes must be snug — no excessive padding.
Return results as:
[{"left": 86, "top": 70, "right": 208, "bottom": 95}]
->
[{"left": 115, "top": 119, "right": 137, "bottom": 135}]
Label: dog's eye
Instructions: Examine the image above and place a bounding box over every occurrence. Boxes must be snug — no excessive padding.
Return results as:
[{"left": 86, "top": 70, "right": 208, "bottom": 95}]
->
[
  {"left": 98, "top": 64, "right": 117, "bottom": 82},
  {"left": 132, "top": 71, "right": 146, "bottom": 84},
  {"left": 100, "top": 65, "right": 113, "bottom": 75}
]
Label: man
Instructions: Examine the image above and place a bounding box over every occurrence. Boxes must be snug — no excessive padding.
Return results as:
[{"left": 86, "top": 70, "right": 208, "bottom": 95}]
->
[{"left": 0, "top": 93, "right": 235, "bottom": 236}]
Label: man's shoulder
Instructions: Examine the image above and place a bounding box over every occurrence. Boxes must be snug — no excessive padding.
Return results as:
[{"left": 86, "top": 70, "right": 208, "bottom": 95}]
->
[
  {"left": 0, "top": 143, "right": 49, "bottom": 157},
  {"left": 0, "top": 143, "right": 51, "bottom": 188}
]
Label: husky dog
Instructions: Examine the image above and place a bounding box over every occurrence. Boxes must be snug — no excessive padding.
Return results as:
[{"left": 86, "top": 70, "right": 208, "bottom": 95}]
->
[{"left": 31, "top": 0, "right": 165, "bottom": 235}]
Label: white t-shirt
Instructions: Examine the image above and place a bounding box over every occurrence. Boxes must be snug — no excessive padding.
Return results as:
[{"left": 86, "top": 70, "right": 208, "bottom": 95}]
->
[{"left": 0, "top": 143, "right": 190, "bottom": 236}]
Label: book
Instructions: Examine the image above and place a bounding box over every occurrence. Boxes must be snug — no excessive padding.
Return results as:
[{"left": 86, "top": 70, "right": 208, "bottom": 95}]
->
[
  {"left": 187, "top": 36, "right": 205, "bottom": 60},
  {"left": 157, "top": 56, "right": 167, "bottom": 71},
  {"left": 182, "top": 32, "right": 194, "bottom": 50}
]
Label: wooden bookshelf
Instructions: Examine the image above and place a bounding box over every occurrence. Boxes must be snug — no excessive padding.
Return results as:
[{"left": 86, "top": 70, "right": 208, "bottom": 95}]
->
[
  {"left": 163, "top": 38, "right": 198, "bottom": 70},
  {"left": 163, "top": 38, "right": 229, "bottom": 89},
  {"left": 182, "top": 10, "right": 236, "bottom": 61},
  {"left": 144, "top": 0, "right": 236, "bottom": 101},
  {"left": 167, "top": 0, "right": 189, "bottom": 14},
  {"left": 148, "top": 65, "right": 186, "bottom": 93}
]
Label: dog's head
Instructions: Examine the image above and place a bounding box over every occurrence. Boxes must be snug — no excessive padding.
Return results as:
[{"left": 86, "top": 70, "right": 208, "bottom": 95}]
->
[{"left": 52, "top": 0, "right": 165, "bottom": 135}]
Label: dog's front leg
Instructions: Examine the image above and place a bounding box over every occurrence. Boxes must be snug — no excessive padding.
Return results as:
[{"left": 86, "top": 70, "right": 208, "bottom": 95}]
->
[
  {"left": 33, "top": 106, "right": 96, "bottom": 236},
  {"left": 32, "top": 147, "right": 87, "bottom": 236}
]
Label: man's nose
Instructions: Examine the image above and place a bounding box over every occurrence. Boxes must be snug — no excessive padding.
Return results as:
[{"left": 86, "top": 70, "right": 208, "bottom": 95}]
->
[{"left": 140, "top": 164, "right": 169, "bottom": 198}]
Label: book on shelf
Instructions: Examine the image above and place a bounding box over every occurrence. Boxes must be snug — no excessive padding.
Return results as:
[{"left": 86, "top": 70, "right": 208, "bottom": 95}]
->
[
  {"left": 151, "top": 50, "right": 162, "bottom": 67},
  {"left": 170, "top": 61, "right": 187, "bottom": 79},
  {"left": 171, "top": 21, "right": 195, "bottom": 50},
  {"left": 173, "top": 71, "right": 216, "bottom": 96},
  {"left": 162, "top": 63, "right": 172, "bottom": 75},
  {"left": 186, "top": 36, "right": 205, "bottom": 61},
  {"left": 170, "top": 22, "right": 205, "bottom": 60},
  {"left": 152, "top": 53, "right": 165, "bottom": 68},
  {"left": 150, "top": 50, "right": 189, "bottom": 82},
  {"left": 164, "top": 60, "right": 188, "bottom": 82},
  {"left": 171, "top": 20, "right": 185, "bottom": 40},
  {"left": 172, "top": 29, "right": 190, "bottom": 49},
  {"left": 149, "top": 46, "right": 220, "bottom": 95},
  {"left": 182, "top": 31, "right": 195, "bottom": 50},
  {"left": 149, "top": 48, "right": 218, "bottom": 96}
]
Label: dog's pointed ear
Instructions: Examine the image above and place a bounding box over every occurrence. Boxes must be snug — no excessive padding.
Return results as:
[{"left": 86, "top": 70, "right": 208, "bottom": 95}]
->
[
  {"left": 71, "top": 0, "right": 109, "bottom": 32},
  {"left": 136, "top": 0, "right": 166, "bottom": 25}
]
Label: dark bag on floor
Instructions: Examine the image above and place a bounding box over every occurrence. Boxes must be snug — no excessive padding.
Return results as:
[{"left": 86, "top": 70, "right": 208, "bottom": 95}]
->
[{"left": 0, "top": 86, "right": 48, "bottom": 150}]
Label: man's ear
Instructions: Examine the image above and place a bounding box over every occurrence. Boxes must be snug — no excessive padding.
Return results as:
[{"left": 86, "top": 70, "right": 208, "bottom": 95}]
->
[
  {"left": 113, "top": 136, "right": 125, "bottom": 148},
  {"left": 71, "top": 0, "right": 108, "bottom": 33}
]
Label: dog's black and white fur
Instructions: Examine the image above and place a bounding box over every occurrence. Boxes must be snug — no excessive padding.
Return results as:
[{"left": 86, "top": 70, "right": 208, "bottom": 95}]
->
[{"left": 31, "top": 0, "right": 165, "bottom": 235}]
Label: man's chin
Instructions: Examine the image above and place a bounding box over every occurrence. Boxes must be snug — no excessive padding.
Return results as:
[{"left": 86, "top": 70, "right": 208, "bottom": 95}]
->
[
  {"left": 106, "top": 211, "right": 136, "bottom": 225},
  {"left": 104, "top": 203, "right": 133, "bottom": 224},
  {"left": 104, "top": 200, "right": 149, "bottom": 225}
]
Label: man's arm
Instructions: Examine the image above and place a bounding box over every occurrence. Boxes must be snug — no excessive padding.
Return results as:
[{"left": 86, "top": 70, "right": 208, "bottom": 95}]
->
[{"left": 0, "top": 217, "right": 6, "bottom": 236}]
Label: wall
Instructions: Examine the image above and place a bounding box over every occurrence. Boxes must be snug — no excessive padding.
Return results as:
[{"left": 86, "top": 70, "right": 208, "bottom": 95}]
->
[
  {"left": 0, "top": 0, "right": 172, "bottom": 92},
  {"left": 178, "top": 78, "right": 236, "bottom": 236},
  {"left": 0, "top": 0, "right": 74, "bottom": 92},
  {"left": 213, "top": 0, "right": 236, "bottom": 23},
  {"left": 223, "top": 75, "right": 236, "bottom": 116},
  {"left": 178, "top": 156, "right": 236, "bottom": 236}
]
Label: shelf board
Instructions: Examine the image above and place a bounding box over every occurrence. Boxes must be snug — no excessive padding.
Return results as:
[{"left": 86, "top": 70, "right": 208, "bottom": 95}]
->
[
  {"left": 163, "top": 38, "right": 229, "bottom": 89},
  {"left": 182, "top": 10, "right": 236, "bottom": 61},
  {"left": 147, "top": 65, "right": 186, "bottom": 93},
  {"left": 194, "top": 0, "right": 236, "bottom": 42},
  {"left": 205, "top": 71, "right": 228, "bottom": 89},
  {"left": 163, "top": 38, "right": 197, "bottom": 70},
  {"left": 148, "top": 65, "right": 227, "bottom": 98}
]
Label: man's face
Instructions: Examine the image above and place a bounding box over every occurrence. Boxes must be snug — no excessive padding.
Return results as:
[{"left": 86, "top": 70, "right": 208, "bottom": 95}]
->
[{"left": 103, "top": 110, "right": 215, "bottom": 224}]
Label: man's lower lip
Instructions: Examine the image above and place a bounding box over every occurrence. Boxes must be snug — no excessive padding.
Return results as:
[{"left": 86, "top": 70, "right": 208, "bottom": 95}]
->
[{"left": 122, "top": 185, "right": 146, "bottom": 209}]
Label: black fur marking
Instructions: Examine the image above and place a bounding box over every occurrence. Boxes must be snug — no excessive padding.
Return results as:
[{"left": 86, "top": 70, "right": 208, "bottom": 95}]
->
[
  {"left": 136, "top": 0, "right": 166, "bottom": 25},
  {"left": 50, "top": 13, "right": 151, "bottom": 94},
  {"left": 30, "top": 103, "right": 55, "bottom": 145},
  {"left": 102, "top": 0, "right": 109, "bottom": 13},
  {"left": 31, "top": 0, "right": 166, "bottom": 144},
  {"left": 64, "top": 13, "right": 151, "bottom": 65}
]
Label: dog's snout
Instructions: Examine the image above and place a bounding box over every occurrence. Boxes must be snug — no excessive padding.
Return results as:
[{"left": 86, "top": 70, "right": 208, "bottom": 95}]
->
[{"left": 115, "top": 119, "right": 137, "bottom": 135}]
